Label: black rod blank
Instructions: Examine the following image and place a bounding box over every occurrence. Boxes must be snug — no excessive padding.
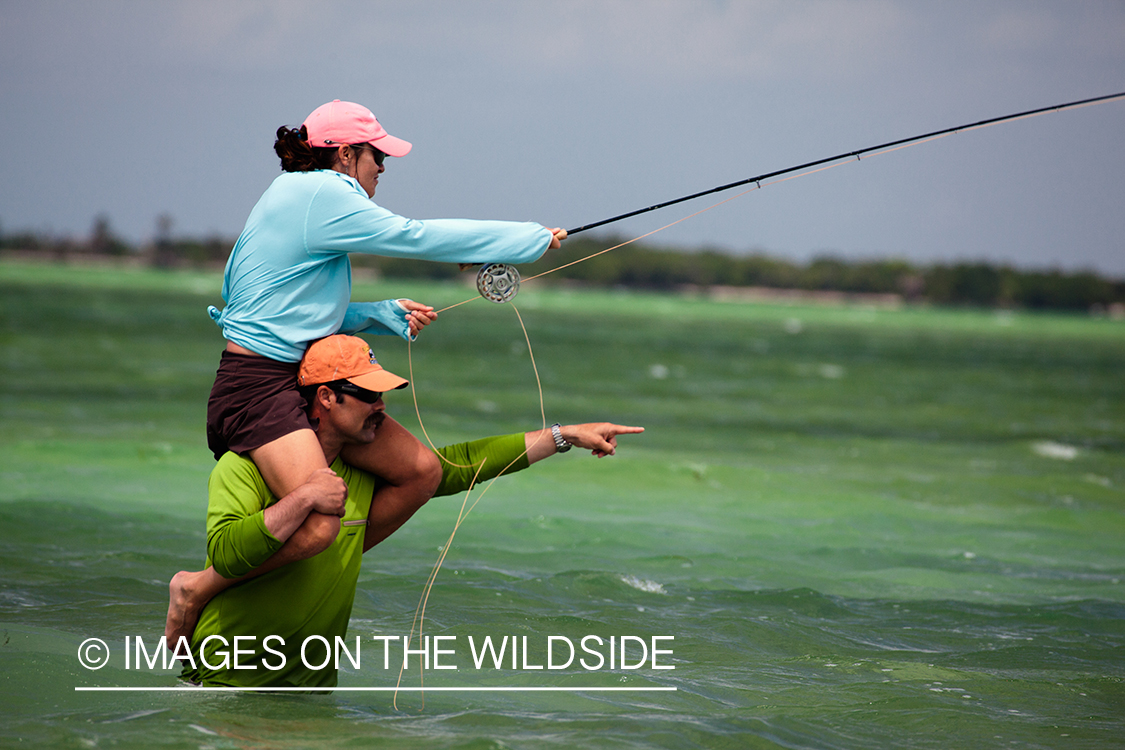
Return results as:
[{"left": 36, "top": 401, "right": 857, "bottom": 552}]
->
[{"left": 566, "top": 90, "right": 1125, "bottom": 237}]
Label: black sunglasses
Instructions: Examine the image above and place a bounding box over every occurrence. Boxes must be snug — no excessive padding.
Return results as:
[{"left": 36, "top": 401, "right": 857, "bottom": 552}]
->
[
  {"left": 357, "top": 144, "right": 385, "bottom": 167},
  {"left": 331, "top": 383, "right": 383, "bottom": 403}
]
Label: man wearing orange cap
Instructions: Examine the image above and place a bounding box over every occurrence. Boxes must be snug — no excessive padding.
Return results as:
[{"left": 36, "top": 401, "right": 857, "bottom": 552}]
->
[{"left": 178, "top": 335, "right": 642, "bottom": 688}]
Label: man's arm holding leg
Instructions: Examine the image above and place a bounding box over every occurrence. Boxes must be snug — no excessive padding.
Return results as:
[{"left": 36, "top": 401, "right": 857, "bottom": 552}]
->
[{"left": 165, "top": 463, "right": 346, "bottom": 644}]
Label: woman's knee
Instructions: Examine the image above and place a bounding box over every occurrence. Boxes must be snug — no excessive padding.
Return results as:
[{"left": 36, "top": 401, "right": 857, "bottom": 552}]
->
[{"left": 416, "top": 447, "right": 443, "bottom": 496}]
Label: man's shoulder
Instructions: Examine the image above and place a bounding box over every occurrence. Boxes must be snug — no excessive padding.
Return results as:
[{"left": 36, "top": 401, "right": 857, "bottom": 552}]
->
[
  {"left": 209, "top": 452, "right": 271, "bottom": 497},
  {"left": 213, "top": 451, "right": 260, "bottom": 475}
]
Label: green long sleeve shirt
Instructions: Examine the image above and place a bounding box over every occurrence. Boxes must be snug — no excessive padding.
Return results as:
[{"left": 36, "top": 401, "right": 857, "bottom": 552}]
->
[{"left": 181, "top": 433, "right": 529, "bottom": 688}]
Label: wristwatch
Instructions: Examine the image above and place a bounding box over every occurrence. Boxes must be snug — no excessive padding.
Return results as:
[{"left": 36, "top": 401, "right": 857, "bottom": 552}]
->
[{"left": 551, "top": 423, "right": 572, "bottom": 453}]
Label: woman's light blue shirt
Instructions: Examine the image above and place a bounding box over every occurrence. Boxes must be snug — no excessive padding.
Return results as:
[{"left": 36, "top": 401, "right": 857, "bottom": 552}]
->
[{"left": 209, "top": 170, "right": 551, "bottom": 362}]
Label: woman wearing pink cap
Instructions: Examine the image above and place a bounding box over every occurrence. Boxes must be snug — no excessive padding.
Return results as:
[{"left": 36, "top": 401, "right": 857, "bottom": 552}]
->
[{"left": 167, "top": 100, "right": 564, "bottom": 641}]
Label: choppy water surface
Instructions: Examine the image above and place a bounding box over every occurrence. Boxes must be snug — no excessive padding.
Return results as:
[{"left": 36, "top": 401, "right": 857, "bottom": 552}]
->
[{"left": 2, "top": 267, "right": 1123, "bottom": 748}]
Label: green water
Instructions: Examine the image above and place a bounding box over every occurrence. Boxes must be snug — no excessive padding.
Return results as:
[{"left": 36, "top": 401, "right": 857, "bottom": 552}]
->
[{"left": 1, "top": 261, "right": 1123, "bottom": 749}]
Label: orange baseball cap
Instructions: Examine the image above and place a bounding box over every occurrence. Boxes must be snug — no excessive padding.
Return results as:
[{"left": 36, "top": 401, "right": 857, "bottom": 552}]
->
[
  {"left": 303, "top": 100, "right": 412, "bottom": 157},
  {"left": 298, "top": 335, "right": 408, "bottom": 393}
]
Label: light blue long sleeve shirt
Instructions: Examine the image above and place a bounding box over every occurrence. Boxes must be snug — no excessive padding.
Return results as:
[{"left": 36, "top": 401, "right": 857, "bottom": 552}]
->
[{"left": 208, "top": 170, "right": 552, "bottom": 361}]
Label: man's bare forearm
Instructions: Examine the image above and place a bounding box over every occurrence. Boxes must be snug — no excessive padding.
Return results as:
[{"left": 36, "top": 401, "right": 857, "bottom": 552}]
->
[{"left": 263, "top": 467, "right": 347, "bottom": 543}]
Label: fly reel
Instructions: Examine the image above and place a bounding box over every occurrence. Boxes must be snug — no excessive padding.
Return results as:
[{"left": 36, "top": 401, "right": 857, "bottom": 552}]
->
[{"left": 476, "top": 263, "right": 521, "bottom": 303}]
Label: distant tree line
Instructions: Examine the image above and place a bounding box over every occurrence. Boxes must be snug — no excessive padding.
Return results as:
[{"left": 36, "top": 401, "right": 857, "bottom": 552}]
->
[
  {"left": 3, "top": 218, "right": 1123, "bottom": 312},
  {"left": 361, "top": 235, "right": 1125, "bottom": 312},
  {"left": 0, "top": 214, "right": 233, "bottom": 269}
]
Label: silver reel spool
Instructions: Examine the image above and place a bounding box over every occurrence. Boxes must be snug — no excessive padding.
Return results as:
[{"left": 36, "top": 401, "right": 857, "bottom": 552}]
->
[{"left": 476, "top": 263, "right": 521, "bottom": 303}]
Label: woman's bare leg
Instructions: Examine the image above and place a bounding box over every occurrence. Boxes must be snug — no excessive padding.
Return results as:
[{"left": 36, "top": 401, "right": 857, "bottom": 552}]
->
[
  {"left": 248, "top": 428, "right": 330, "bottom": 498},
  {"left": 340, "top": 415, "right": 442, "bottom": 550}
]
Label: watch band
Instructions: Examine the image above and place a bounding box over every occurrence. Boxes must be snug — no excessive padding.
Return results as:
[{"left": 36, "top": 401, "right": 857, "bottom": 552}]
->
[{"left": 551, "top": 423, "right": 572, "bottom": 453}]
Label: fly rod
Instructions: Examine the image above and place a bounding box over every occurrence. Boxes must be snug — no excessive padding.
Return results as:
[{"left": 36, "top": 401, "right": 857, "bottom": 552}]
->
[{"left": 565, "top": 90, "right": 1125, "bottom": 237}]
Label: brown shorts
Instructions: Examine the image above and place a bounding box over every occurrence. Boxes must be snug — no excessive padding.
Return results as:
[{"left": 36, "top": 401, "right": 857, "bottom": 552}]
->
[{"left": 205, "top": 351, "right": 313, "bottom": 460}]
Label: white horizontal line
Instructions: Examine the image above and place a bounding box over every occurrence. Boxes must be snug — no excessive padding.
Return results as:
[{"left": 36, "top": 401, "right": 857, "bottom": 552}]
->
[{"left": 76, "top": 686, "right": 676, "bottom": 692}]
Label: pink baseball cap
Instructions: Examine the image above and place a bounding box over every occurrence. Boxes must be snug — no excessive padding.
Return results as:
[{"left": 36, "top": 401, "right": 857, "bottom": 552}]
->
[{"left": 302, "top": 100, "right": 412, "bottom": 157}]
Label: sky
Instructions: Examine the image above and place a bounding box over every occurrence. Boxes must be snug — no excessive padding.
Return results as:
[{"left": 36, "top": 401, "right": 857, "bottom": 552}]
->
[{"left": 2, "top": 1, "right": 1124, "bottom": 276}]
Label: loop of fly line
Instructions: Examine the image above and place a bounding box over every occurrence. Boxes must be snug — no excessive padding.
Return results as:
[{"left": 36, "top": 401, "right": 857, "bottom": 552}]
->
[{"left": 395, "top": 303, "right": 546, "bottom": 709}]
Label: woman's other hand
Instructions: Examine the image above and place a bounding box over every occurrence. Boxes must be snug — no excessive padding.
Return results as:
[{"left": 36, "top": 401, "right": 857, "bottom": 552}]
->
[{"left": 399, "top": 299, "right": 437, "bottom": 336}]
